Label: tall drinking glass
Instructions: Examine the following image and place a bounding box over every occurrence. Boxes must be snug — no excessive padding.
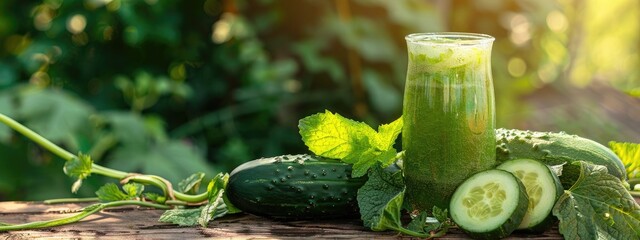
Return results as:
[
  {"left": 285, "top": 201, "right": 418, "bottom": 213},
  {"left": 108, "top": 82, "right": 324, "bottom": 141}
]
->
[{"left": 402, "top": 33, "right": 496, "bottom": 212}]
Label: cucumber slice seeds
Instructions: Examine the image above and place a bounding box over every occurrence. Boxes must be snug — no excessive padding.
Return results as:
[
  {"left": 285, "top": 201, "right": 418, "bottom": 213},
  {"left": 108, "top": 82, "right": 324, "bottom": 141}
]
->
[
  {"left": 497, "top": 159, "right": 563, "bottom": 232},
  {"left": 450, "top": 169, "right": 528, "bottom": 240}
]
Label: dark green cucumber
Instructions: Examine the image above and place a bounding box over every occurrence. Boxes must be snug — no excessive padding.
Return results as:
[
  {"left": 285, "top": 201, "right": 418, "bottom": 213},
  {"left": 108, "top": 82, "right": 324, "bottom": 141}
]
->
[
  {"left": 497, "top": 159, "right": 563, "bottom": 233},
  {"left": 496, "top": 128, "right": 626, "bottom": 188},
  {"left": 450, "top": 169, "right": 529, "bottom": 240},
  {"left": 226, "top": 154, "right": 367, "bottom": 219}
]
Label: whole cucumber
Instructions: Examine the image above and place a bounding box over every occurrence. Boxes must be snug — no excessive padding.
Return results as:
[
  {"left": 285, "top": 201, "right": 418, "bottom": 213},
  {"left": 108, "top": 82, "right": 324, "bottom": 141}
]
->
[
  {"left": 496, "top": 128, "right": 626, "bottom": 188},
  {"left": 226, "top": 154, "right": 367, "bottom": 219}
]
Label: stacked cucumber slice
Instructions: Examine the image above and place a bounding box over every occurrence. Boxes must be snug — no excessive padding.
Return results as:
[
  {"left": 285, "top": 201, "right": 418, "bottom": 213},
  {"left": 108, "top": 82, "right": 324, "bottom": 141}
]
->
[
  {"left": 497, "top": 159, "right": 563, "bottom": 232},
  {"left": 450, "top": 159, "right": 563, "bottom": 239}
]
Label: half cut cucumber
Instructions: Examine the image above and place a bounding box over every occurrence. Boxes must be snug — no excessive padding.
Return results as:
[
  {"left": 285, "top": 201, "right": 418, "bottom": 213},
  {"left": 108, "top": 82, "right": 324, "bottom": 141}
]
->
[
  {"left": 450, "top": 169, "right": 528, "bottom": 240},
  {"left": 497, "top": 158, "right": 563, "bottom": 232}
]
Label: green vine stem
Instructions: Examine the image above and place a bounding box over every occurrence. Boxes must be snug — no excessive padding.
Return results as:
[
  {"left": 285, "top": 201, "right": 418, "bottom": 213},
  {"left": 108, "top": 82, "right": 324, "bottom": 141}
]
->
[
  {"left": 0, "top": 114, "right": 75, "bottom": 161},
  {"left": 388, "top": 225, "right": 431, "bottom": 238},
  {"left": 0, "top": 200, "right": 170, "bottom": 231},
  {"left": 44, "top": 198, "right": 100, "bottom": 204},
  {"left": 0, "top": 113, "right": 207, "bottom": 203}
]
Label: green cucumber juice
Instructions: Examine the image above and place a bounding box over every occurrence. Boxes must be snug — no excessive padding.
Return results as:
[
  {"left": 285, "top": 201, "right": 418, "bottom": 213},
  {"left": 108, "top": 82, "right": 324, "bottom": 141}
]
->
[{"left": 402, "top": 33, "right": 496, "bottom": 212}]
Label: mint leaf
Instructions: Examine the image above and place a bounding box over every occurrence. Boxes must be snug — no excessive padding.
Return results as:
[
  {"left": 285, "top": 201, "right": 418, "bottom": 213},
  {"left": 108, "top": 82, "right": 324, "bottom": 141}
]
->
[
  {"left": 178, "top": 172, "right": 205, "bottom": 194},
  {"left": 299, "top": 110, "right": 378, "bottom": 160},
  {"left": 63, "top": 153, "right": 93, "bottom": 193},
  {"left": 299, "top": 110, "right": 402, "bottom": 177},
  {"left": 95, "top": 183, "right": 131, "bottom": 202},
  {"left": 159, "top": 207, "right": 202, "bottom": 226},
  {"left": 552, "top": 161, "right": 640, "bottom": 239},
  {"left": 375, "top": 117, "right": 403, "bottom": 150},
  {"left": 357, "top": 164, "right": 404, "bottom": 229},
  {"left": 351, "top": 148, "right": 397, "bottom": 178},
  {"left": 609, "top": 141, "right": 640, "bottom": 180}
]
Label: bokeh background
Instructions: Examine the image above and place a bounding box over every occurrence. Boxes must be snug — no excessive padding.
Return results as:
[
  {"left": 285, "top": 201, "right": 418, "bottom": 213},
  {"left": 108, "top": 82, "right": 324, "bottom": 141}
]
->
[{"left": 0, "top": 0, "right": 638, "bottom": 200}]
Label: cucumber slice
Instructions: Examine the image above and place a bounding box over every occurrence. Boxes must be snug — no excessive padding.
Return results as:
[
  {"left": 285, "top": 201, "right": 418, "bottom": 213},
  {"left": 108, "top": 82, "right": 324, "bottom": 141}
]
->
[
  {"left": 497, "top": 158, "right": 563, "bottom": 232},
  {"left": 450, "top": 169, "right": 528, "bottom": 240}
]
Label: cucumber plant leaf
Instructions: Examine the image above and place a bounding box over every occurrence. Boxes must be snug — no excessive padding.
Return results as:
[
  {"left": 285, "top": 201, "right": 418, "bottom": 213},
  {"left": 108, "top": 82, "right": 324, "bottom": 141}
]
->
[
  {"left": 298, "top": 110, "right": 402, "bottom": 177},
  {"left": 63, "top": 153, "right": 93, "bottom": 193},
  {"left": 144, "top": 192, "right": 166, "bottom": 204},
  {"left": 357, "top": 164, "right": 405, "bottom": 230},
  {"left": 406, "top": 211, "right": 430, "bottom": 233},
  {"left": 198, "top": 190, "right": 228, "bottom": 227},
  {"left": 159, "top": 172, "right": 239, "bottom": 227},
  {"left": 122, "top": 183, "right": 145, "bottom": 198},
  {"left": 198, "top": 173, "right": 228, "bottom": 226},
  {"left": 406, "top": 207, "right": 452, "bottom": 236},
  {"left": 356, "top": 164, "right": 451, "bottom": 238},
  {"left": 625, "top": 88, "right": 640, "bottom": 98},
  {"left": 609, "top": 141, "right": 640, "bottom": 181},
  {"left": 159, "top": 190, "right": 229, "bottom": 227},
  {"left": 95, "top": 183, "right": 143, "bottom": 202},
  {"left": 158, "top": 207, "right": 202, "bottom": 226},
  {"left": 552, "top": 161, "right": 640, "bottom": 239},
  {"left": 369, "top": 189, "right": 406, "bottom": 232},
  {"left": 178, "top": 172, "right": 205, "bottom": 194},
  {"left": 17, "top": 87, "right": 93, "bottom": 143}
]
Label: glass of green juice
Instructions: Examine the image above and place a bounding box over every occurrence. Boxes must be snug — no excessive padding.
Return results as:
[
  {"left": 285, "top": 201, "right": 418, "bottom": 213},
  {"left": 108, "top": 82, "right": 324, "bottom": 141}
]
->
[{"left": 402, "top": 32, "right": 496, "bottom": 212}]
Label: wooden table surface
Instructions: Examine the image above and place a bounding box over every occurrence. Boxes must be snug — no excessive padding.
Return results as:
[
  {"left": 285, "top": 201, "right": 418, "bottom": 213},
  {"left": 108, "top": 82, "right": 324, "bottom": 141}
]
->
[{"left": 1, "top": 197, "right": 638, "bottom": 239}]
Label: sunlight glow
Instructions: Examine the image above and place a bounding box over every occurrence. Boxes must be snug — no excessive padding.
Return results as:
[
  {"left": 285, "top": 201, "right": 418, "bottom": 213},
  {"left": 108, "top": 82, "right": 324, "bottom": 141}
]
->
[
  {"left": 537, "top": 64, "right": 557, "bottom": 84},
  {"left": 30, "top": 71, "right": 50, "bottom": 86},
  {"left": 508, "top": 57, "right": 527, "bottom": 77},
  {"left": 33, "top": 7, "right": 53, "bottom": 31},
  {"left": 67, "top": 14, "right": 87, "bottom": 34},
  {"left": 509, "top": 14, "right": 531, "bottom": 46},
  {"left": 212, "top": 13, "right": 235, "bottom": 43},
  {"left": 546, "top": 11, "right": 568, "bottom": 33}
]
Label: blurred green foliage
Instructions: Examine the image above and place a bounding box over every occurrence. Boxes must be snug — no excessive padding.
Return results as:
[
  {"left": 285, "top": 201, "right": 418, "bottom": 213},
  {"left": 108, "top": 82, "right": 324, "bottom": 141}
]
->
[{"left": 0, "top": 0, "right": 638, "bottom": 200}]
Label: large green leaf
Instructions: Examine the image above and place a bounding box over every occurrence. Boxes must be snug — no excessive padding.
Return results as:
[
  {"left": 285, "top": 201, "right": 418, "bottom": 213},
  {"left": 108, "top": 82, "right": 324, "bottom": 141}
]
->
[
  {"left": 298, "top": 110, "right": 401, "bottom": 177},
  {"left": 552, "top": 161, "right": 640, "bottom": 239},
  {"left": 102, "top": 112, "right": 147, "bottom": 147},
  {"left": 357, "top": 164, "right": 405, "bottom": 229},
  {"left": 108, "top": 140, "right": 214, "bottom": 184},
  {"left": 609, "top": 141, "right": 640, "bottom": 180},
  {"left": 18, "top": 88, "right": 93, "bottom": 143}
]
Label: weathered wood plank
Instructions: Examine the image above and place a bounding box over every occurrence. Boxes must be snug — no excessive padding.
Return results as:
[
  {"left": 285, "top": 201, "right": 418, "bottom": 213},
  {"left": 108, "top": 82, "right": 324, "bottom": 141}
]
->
[{"left": 0, "top": 197, "right": 637, "bottom": 239}]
